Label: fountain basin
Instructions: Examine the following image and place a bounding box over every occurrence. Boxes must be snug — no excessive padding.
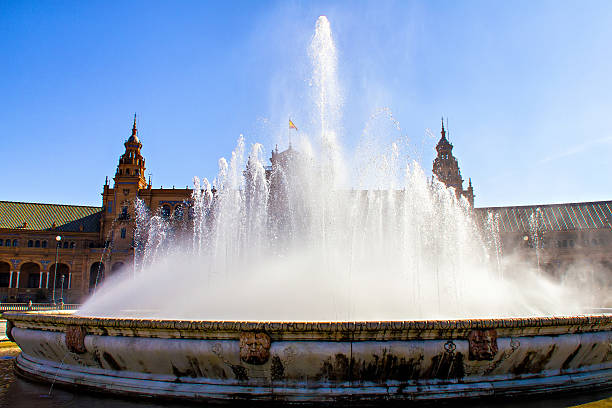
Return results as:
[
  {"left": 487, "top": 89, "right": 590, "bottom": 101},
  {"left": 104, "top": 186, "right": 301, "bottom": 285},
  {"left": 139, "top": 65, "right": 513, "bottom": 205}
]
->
[{"left": 4, "top": 311, "right": 612, "bottom": 403}]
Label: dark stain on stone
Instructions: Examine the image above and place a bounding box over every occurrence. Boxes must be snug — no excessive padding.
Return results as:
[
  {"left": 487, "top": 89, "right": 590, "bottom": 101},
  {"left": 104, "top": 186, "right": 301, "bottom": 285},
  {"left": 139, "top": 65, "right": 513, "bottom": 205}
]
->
[
  {"left": 211, "top": 363, "right": 227, "bottom": 379},
  {"left": 92, "top": 350, "right": 103, "bottom": 368},
  {"left": 170, "top": 364, "right": 183, "bottom": 382},
  {"left": 511, "top": 345, "right": 557, "bottom": 375},
  {"left": 316, "top": 353, "right": 351, "bottom": 382},
  {"left": 231, "top": 364, "right": 249, "bottom": 381},
  {"left": 424, "top": 352, "right": 465, "bottom": 380},
  {"left": 186, "top": 356, "right": 204, "bottom": 378},
  {"left": 354, "top": 351, "right": 423, "bottom": 383},
  {"left": 102, "top": 352, "right": 122, "bottom": 371},
  {"left": 170, "top": 361, "right": 201, "bottom": 378},
  {"left": 271, "top": 355, "right": 285, "bottom": 381},
  {"left": 562, "top": 344, "right": 582, "bottom": 370}
]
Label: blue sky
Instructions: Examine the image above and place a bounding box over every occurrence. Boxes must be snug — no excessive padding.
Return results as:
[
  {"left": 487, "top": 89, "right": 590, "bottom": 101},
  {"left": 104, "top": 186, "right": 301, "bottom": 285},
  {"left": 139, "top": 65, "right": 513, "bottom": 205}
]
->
[{"left": 1, "top": 0, "right": 611, "bottom": 207}]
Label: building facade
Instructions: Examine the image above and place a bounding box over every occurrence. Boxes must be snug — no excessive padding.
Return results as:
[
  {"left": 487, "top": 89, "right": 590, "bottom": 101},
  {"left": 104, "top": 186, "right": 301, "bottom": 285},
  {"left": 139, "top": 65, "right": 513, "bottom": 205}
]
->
[{"left": 0, "top": 117, "right": 610, "bottom": 303}]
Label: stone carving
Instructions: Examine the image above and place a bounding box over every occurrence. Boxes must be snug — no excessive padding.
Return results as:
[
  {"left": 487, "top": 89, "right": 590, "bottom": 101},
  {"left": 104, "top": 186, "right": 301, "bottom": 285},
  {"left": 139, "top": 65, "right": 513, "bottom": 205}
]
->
[
  {"left": 444, "top": 340, "right": 456, "bottom": 354},
  {"left": 65, "top": 325, "right": 87, "bottom": 354},
  {"left": 240, "top": 332, "right": 271, "bottom": 365},
  {"left": 468, "top": 329, "right": 498, "bottom": 361}
]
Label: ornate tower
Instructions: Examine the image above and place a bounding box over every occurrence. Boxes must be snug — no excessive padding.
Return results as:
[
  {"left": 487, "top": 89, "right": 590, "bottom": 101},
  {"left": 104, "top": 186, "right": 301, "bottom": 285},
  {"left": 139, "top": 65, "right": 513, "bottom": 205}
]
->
[
  {"left": 432, "top": 118, "right": 474, "bottom": 206},
  {"left": 100, "top": 115, "right": 149, "bottom": 253},
  {"left": 114, "top": 114, "right": 147, "bottom": 190}
]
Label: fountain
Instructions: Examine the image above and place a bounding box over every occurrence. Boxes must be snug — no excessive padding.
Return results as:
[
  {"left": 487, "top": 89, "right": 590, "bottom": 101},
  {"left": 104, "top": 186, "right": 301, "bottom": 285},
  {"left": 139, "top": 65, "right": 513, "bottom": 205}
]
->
[{"left": 4, "top": 16, "right": 611, "bottom": 403}]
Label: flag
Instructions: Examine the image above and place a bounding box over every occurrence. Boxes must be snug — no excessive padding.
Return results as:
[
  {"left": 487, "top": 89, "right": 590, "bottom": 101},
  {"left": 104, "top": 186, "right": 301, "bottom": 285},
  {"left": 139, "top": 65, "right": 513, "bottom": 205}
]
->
[{"left": 289, "top": 119, "right": 298, "bottom": 131}]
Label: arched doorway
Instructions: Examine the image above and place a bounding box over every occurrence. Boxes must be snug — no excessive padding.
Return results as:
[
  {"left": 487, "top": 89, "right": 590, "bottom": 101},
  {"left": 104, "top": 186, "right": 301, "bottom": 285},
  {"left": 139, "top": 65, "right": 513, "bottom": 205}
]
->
[
  {"left": 20, "top": 262, "right": 41, "bottom": 288},
  {"left": 50, "top": 263, "right": 70, "bottom": 288},
  {"left": 111, "top": 262, "right": 124, "bottom": 275},
  {"left": 0, "top": 262, "right": 10, "bottom": 287},
  {"left": 89, "top": 262, "right": 105, "bottom": 291}
]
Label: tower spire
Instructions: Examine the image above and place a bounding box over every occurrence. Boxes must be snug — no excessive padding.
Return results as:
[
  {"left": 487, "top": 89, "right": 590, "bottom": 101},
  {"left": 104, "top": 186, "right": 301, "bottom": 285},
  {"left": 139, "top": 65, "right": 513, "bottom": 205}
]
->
[
  {"left": 440, "top": 116, "right": 446, "bottom": 139},
  {"left": 132, "top": 113, "right": 137, "bottom": 136}
]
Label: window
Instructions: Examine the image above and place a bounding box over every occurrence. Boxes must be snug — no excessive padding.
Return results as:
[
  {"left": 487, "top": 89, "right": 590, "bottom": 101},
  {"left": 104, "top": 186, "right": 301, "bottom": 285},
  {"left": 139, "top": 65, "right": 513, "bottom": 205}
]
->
[
  {"left": 5, "top": 239, "right": 10, "bottom": 247},
  {"left": 35, "top": 240, "right": 40, "bottom": 247},
  {"left": 63, "top": 242, "right": 69, "bottom": 249},
  {"left": 161, "top": 205, "right": 171, "bottom": 218},
  {"left": 12, "top": 239, "right": 18, "bottom": 247},
  {"left": 120, "top": 206, "right": 129, "bottom": 220},
  {"left": 174, "top": 205, "right": 184, "bottom": 220},
  {"left": 41, "top": 240, "right": 47, "bottom": 248},
  {"left": 120, "top": 228, "right": 126, "bottom": 239},
  {"left": 28, "top": 240, "right": 33, "bottom": 247},
  {"left": 126, "top": 169, "right": 130, "bottom": 175},
  {"left": 0, "top": 240, "right": 3, "bottom": 247},
  {"left": 70, "top": 241, "right": 75, "bottom": 248}
]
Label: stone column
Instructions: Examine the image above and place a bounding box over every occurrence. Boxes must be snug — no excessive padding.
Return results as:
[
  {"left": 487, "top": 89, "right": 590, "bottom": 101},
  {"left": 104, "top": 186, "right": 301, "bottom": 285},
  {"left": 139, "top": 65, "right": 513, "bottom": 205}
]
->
[
  {"left": 15, "top": 271, "right": 20, "bottom": 288},
  {"left": 39, "top": 272, "right": 43, "bottom": 288},
  {"left": 68, "top": 273, "right": 72, "bottom": 289},
  {"left": 8, "top": 271, "right": 13, "bottom": 288},
  {"left": 46, "top": 272, "right": 49, "bottom": 288}
]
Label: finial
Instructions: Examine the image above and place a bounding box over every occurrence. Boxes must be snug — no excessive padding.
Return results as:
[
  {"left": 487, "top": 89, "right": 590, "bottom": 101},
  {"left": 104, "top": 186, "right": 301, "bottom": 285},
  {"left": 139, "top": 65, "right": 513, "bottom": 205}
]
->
[
  {"left": 469, "top": 178, "right": 472, "bottom": 188},
  {"left": 105, "top": 176, "right": 108, "bottom": 186},
  {"left": 130, "top": 113, "right": 138, "bottom": 139},
  {"left": 440, "top": 116, "right": 446, "bottom": 139}
]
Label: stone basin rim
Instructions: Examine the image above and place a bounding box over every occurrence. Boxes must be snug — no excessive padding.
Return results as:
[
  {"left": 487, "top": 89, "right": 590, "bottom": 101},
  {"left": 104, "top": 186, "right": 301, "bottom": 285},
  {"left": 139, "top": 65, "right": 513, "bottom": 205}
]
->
[{"left": 4, "top": 311, "right": 612, "bottom": 332}]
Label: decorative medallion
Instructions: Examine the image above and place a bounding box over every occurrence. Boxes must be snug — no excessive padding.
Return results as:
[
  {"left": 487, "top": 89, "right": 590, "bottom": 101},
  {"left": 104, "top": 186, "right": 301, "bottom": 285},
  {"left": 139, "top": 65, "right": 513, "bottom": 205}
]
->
[
  {"left": 468, "top": 329, "right": 498, "bottom": 361},
  {"left": 123, "top": 189, "right": 130, "bottom": 196},
  {"left": 239, "top": 332, "right": 271, "bottom": 365},
  {"left": 444, "top": 340, "right": 457, "bottom": 354},
  {"left": 65, "top": 326, "right": 87, "bottom": 354}
]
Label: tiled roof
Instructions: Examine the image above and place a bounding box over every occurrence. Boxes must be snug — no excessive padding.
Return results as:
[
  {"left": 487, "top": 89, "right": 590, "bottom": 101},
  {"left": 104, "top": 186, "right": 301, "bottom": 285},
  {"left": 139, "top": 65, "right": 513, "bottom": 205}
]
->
[
  {"left": 0, "top": 201, "right": 102, "bottom": 232},
  {"left": 475, "top": 200, "right": 612, "bottom": 233}
]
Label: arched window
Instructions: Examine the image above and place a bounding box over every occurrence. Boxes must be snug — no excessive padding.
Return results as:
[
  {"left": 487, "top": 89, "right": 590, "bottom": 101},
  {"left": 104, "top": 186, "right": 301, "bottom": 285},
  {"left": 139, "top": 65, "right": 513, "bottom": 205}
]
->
[
  {"left": 28, "top": 240, "right": 33, "bottom": 247},
  {"left": 161, "top": 204, "right": 171, "bottom": 218},
  {"left": 12, "top": 239, "right": 18, "bottom": 247},
  {"left": 42, "top": 240, "right": 47, "bottom": 248},
  {"left": 63, "top": 241, "right": 69, "bottom": 249},
  {"left": 70, "top": 241, "right": 75, "bottom": 248},
  {"left": 89, "top": 262, "right": 105, "bottom": 290},
  {"left": 0, "top": 261, "right": 10, "bottom": 287},
  {"left": 111, "top": 262, "right": 124, "bottom": 275},
  {"left": 51, "top": 263, "right": 69, "bottom": 288},
  {"left": 35, "top": 240, "right": 40, "bottom": 248},
  {"left": 5, "top": 239, "right": 10, "bottom": 247},
  {"left": 174, "top": 205, "right": 184, "bottom": 220},
  {"left": 126, "top": 169, "right": 130, "bottom": 175},
  {"left": 0, "top": 240, "right": 3, "bottom": 247},
  {"left": 120, "top": 228, "right": 126, "bottom": 239},
  {"left": 21, "top": 262, "right": 41, "bottom": 289}
]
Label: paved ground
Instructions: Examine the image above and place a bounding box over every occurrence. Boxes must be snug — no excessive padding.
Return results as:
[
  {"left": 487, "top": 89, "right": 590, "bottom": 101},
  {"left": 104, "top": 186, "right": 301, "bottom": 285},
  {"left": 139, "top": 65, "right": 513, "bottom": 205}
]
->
[
  {"left": 0, "top": 342, "right": 20, "bottom": 403},
  {"left": 0, "top": 321, "right": 7, "bottom": 341}
]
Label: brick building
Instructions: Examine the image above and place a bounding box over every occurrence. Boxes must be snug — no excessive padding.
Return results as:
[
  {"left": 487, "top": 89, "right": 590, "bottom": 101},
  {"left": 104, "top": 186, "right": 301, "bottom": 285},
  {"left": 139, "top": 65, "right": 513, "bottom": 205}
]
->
[{"left": 0, "top": 117, "right": 610, "bottom": 303}]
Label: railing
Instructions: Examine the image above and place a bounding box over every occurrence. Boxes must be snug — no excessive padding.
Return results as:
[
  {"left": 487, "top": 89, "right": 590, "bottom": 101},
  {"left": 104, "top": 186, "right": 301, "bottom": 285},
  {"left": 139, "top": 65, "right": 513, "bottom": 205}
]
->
[{"left": 0, "top": 303, "right": 80, "bottom": 312}]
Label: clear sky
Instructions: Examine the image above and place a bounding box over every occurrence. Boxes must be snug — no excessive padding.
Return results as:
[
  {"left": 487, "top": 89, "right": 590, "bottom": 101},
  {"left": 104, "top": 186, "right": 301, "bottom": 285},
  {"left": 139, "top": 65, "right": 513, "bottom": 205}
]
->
[{"left": 1, "top": 0, "right": 611, "bottom": 208}]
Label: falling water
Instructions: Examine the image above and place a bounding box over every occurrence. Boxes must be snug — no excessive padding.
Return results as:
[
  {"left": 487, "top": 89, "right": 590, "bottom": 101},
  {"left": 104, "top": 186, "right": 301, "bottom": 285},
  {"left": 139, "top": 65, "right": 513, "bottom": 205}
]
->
[{"left": 79, "top": 16, "right": 585, "bottom": 321}]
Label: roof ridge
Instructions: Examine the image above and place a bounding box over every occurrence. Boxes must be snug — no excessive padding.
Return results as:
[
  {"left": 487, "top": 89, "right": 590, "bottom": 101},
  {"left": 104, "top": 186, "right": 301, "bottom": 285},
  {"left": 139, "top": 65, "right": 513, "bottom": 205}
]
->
[
  {"left": 0, "top": 200, "right": 102, "bottom": 210},
  {"left": 476, "top": 199, "right": 612, "bottom": 210}
]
